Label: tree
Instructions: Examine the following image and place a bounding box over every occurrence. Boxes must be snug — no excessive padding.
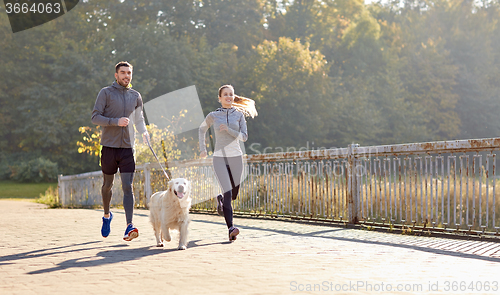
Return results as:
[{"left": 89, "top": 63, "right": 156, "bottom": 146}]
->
[
  {"left": 239, "top": 37, "right": 334, "bottom": 150},
  {"left": 195, "top": 0, "right": 266, "bottom": 55},
  {"left": 439, "top": 0, "right": 500, "bottom": 139}
]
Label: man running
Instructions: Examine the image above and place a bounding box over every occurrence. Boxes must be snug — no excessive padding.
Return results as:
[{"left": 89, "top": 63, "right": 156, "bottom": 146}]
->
[{"left": 91, "top": 61, "right": 149, "bottom": 241}]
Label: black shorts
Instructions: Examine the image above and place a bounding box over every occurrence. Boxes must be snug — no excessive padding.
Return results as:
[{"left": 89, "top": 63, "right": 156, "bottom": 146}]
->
[{"left": 101, "top": 146, "right": 135, "bottom": 175}]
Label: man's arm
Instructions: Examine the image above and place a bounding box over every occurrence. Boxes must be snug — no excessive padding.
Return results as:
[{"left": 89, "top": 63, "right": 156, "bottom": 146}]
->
[
  {"left": 134, "top": 94, "right": 149, "bottom": 142},
  {"left": 91, "top": 88, "right": 121, "bottom": 126}
]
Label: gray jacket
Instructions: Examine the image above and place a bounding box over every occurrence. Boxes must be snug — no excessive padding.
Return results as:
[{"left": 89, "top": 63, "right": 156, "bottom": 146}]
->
[
  {"left": 199, "top": 107, "right": 248, "bottom": 157},
  {"left": 91, "top": 81, "right": 147, "bottom": 148}
]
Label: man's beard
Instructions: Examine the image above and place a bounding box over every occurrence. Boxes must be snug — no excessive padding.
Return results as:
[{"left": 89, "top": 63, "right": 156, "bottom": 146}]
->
[{"left": 118, "top": 79, "right": 129, "bottom": 87}]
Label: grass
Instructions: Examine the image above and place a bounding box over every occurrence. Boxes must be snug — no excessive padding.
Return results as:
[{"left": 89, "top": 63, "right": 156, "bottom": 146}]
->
[
  {"left": 36, "top": 185, "right": 61, "bottom": 208},
  {"left": 0, "top": 180, "right": 58, "bottom": 200}
]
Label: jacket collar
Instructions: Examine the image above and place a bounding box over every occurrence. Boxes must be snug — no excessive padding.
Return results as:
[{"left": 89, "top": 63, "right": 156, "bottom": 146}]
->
[
  {"left": 112, "top": 81, "right": 132, "bottom": 91},
  {"left": 216, "top": 107, "right": 235, "bottom": 113}
]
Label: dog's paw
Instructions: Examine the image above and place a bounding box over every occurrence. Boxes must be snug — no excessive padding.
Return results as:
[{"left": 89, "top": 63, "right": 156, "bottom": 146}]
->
[
  {"left": 156, "top": 243, "right": 164, "bottom": 247},
  {"left": 178, "top": 245, "right": 187, "bottom": 250}
]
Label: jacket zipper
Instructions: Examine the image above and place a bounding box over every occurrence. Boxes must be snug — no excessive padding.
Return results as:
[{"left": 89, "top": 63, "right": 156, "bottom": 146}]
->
[{"left": 122, "top": 89, "right": 126, "bottom": 147}]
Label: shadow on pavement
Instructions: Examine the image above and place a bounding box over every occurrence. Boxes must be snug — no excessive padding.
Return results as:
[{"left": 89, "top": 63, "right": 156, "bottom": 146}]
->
[
  {"left": 26, "top": 239, "right": 227, "bottom": 275},
  {"left": 192, "top": 218, "right": 500, "bottom": 263},
  {"left": 0, "top": 241, "right": 104, "bottom": 264},
  {"left": 27, "top": 245, "right": 168, "bottom": 275}
]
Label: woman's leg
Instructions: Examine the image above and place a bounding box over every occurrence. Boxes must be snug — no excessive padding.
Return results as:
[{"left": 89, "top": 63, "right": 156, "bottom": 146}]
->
[
  {"left": 213, "top": 157, "right": 234, "bottom": 228},
  {"left": 227, "top": 156, "right": 243, "bottom": 200},
  {"left": 213, "top": 156, "right": 243, "bottom": 229}
]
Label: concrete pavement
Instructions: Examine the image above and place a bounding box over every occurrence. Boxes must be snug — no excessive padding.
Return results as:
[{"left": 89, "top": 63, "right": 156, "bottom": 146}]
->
[{"left": 1, "top": 200, "right": 500, "bottom": 295}]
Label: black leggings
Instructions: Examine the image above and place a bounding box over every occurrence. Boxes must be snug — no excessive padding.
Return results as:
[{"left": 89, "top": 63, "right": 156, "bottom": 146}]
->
[
  {"left": 213, "top": 156, "right": 243, "bottom": 229},
  {"left": 101, "top": 146, "right": 136, "bottom": 224},
  {"left": 102, "top": 173, "right": 135, "bottom": 224}
]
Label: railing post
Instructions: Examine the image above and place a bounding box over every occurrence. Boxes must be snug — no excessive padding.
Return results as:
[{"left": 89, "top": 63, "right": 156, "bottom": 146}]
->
[
  {"left": 348, "top": 144, "right": 360, "bottom": 224},
  {"left": 58, "top": 174, "right": 65, "bottom": 206},
  {"left": 144, "top": 163, "right": 152, "bottom": 208}
]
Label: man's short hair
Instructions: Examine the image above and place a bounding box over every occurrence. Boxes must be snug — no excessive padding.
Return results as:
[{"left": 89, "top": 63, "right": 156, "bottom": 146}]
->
[{"left": 115, "top": 61, "right": 133, "bottom": 73}]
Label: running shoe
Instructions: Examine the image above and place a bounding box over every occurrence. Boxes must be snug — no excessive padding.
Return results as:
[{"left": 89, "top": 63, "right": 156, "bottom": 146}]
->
[
  {"left": 216, "top": 194, "right": 224, "bottom": 216},
  {"left": 123, "top": 223, "right": 139, "bottom": 241},
  {"left": 228, "top": 226, "right": 239, "bottom": 242},
  {"left": 101, "top": 212, "right": 113, "bottom": 238}
]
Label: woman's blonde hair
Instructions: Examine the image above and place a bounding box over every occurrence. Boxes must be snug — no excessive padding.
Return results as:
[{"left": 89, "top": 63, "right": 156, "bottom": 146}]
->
[{"left": 219, "top": 85, "right": 258, "bottom": 118}]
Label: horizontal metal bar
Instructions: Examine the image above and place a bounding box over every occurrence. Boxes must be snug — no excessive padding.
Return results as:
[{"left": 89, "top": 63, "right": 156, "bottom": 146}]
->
[
  {"left": 58, "top": 137, "right": 500, "bottom": 237},
  {"left": 355, "top": 138, "right": 500, "bottom": 157}
]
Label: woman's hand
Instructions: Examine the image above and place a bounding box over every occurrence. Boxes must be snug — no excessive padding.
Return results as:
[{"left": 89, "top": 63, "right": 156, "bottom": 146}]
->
[
  {"left": 219, "top": 124, "right": 228, "bottom": 132},
  {"left": 200, "top": 151, "right": 207, "bottom": 158}
]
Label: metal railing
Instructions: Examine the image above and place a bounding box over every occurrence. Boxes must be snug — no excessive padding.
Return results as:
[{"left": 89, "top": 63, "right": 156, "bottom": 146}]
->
[{"left": 58, "top": 137, "right": 500, "bottom": 236}]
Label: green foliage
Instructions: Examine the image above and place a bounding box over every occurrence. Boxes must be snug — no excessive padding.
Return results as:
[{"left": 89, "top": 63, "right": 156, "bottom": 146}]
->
[
  {"left": 36, "top": 185, "right": 61, "bottom": 208},
  {"left": 1, "top": 0, "right": 500, "bottom": 182},
  {"left": 10, "top": 157, "right": 59, "bottom": 183},
  {"left": 240, "top": 37, "right": 333, "bottom": 148},
  {"left": 134, "top": 123, "right": 182, "bottom": 164},
  {"left": 0, "top": 181, "right": 57, "bottom": 199},
  {"left": 195, "top": 0, "right": 266, "bottom": 52}
]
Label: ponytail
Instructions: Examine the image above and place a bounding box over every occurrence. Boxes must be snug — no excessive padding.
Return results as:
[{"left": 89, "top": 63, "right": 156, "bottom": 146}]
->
[{"left": 233, "top": 95, "right": 258, "bottom": 118}]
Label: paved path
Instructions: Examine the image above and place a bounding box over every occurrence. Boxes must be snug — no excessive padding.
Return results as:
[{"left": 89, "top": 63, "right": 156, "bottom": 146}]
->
[{"left": 1, "top": 200, "right": 500, "bottom": 295}]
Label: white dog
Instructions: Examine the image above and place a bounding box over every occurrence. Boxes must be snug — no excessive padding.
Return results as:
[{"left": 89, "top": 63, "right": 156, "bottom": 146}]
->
[{"left": 149, "top": 178, "right": 192, "bottom": 250}]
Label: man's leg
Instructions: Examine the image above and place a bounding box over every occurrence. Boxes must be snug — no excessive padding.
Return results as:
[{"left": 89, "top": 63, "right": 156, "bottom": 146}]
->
[
  {"left": 100, "top": 146, "right": 118, "bottom": 218},
  {"left": 101, "top": 173, "right": 115, "bottom": 237},
  {"left": 102, "top": 174, "right": 114, "bottom": 216},
  {"left": 100, "top": 146, "right": 118, "bottom": 237},
  {"left": 121, "top": 171, "right": 138, "bottom": 241},
  {"left": 120, "top": 172, "right": 135, "bottom": 225},
  {"left": 118, "top": 148, "right": 138, "bottom": 241}
]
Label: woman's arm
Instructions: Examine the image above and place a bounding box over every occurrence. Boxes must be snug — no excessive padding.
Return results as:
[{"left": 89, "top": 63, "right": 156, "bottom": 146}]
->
[
  {"left": 225, "top": 113, "right": 248, "bottom": 142},
  {"left": 199, "top": 114, "right": 214, "bottom": 155}
]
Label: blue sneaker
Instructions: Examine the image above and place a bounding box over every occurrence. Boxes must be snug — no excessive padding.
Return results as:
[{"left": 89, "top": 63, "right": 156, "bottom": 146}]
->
[
  {"left": 123, "top": 223, "right": 139, "bottom": 241},
  {"left": 101, "top": 212, "right": 113, "bottom": 238}
]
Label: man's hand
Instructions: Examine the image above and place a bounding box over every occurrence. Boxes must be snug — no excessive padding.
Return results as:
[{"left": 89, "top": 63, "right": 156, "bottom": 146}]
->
[
  {"left": 142, "top": 132, "right": 150, "bottom": 144},
  {"left": 200, "top": 151, "right": 207, "bottom": 158},
  {"left": 118, "top": 117, "right": 130, "bottom": 126}
]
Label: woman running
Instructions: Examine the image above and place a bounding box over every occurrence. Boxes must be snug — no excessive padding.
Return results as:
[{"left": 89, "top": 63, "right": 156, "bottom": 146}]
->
[{"left": 199, "top": 85, "right": 258, "bottom": 241}]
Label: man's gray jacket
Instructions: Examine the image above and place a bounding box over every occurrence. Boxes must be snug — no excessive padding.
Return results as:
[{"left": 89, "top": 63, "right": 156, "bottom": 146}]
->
[{"left": 91, "top": 81, "right": 147, "bottom": 148}]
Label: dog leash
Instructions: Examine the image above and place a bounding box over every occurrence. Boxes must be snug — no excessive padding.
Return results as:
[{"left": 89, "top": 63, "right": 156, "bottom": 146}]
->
[{"left": 145, "top": 135, "right": 170, "bottom": 180}]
